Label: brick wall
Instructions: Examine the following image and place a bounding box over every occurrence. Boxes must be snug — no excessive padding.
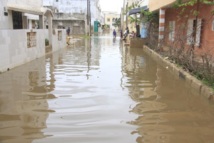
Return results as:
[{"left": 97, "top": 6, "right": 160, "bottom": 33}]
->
[{"left": 164, "top": 3, "right": 214, "bottom": 55}]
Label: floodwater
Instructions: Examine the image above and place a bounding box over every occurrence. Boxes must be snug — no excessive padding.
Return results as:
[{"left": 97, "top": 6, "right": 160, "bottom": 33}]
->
[{"left": 1, "top": 35, "right": 214, "bottom": 143}]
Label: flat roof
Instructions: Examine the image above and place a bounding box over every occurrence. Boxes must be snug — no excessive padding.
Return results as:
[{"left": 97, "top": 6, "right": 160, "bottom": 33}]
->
[{"left": 7, "top": 4, "right": 53, "bottom": 16}]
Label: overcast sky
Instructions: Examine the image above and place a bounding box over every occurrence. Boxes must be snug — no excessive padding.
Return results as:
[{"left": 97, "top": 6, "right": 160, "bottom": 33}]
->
[
  {"left": 99, "top": 0, "right": 148, "bottom": 13},
  {"left": 100, "top": 0, "right": 124, "bottom": 13}
]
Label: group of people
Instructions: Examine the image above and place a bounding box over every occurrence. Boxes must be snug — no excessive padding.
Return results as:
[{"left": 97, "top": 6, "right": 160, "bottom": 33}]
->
[
  {"left": 67, "top": 26, "right": 135, "bottom": 42},
  {"left": 112, "top": 27, "right": 136, "bottom": 40}
]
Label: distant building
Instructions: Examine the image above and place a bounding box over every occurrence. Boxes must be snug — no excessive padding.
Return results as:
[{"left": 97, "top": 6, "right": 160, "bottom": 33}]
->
[
  {"left": 43, "top": 0, "right": 103, "bottom": 34},
  {"left": 103, "top": 11, "right": 120, "bottom": 30}
]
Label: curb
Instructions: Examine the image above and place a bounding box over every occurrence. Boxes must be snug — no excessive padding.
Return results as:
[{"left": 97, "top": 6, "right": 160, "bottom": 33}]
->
[{"left": 143, "top": 45, "right": 214, "bottom": 101}]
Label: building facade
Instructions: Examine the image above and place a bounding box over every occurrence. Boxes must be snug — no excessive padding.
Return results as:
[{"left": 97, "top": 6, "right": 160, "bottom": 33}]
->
[
  {"left": 103, "top": 11, "right": 120, "bottom": 30},
  {"left": 0, "top": 0, "right": 66, "bottom": 73},
  {"left": 149, "top": 0, "right": 214, "bottom": 55},
  {"left": 43, "top": 0, "right": 103, "bottom": 34}
]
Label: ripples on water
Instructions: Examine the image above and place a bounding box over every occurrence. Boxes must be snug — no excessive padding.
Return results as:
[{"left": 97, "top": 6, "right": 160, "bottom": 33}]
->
[{"left": 0, "top": 36, "right": 214, "bottom": 143}]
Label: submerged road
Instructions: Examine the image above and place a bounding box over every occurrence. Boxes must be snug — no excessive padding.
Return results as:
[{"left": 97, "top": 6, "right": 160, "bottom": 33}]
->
[{"left": 0, "top": 35, "right": 214, "bottom": 143}]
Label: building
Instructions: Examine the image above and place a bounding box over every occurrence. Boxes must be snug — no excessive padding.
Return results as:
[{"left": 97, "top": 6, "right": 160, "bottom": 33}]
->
[
  {"left": 0, "top": 0, "right": 66, "bottom": 73},
  {"left": 103, "top": 11, "right": 120, "bottom": 30},
  {"left": 43, "top": 0, "right": 103, "bottom": 34},
  {"left": 0, "top": 0, "right": 50, "bottom": 29},
  {"left": 148, "top": 0, "right": 214, "bottom": 55}
]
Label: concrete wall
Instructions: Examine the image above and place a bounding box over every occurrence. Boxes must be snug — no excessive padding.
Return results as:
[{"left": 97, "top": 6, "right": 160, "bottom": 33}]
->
[
  {"left": 52, "top": 13, "right": 85, "bottom": 34},
  {"left": 7, "top": 0, "right": 42, "bottom": 7},
  {"left": 52, "top": 29, "right": 66, "bottom": 52},
  {"left": 0, "top": 29, "right": 45, "bottom": 72},
  {"left": 43, "top": 0, "right": 102, "bottom": 26},
  {"left": 0, "top": 0, "right": 44, "bottom": 30},
  {"left": 53, "top": 20, "right": 85, "bottom": 35},
  {"left": 0, "top": 29, "right": 66, "bottom": 73},
  {"left": 43, "top": 0, "right": 53, "bottom": 6},
  {"left": 148, "top": 0, "right": 176, "bottom": 11},
  {"left": 0, "top": 0, "right": 13, "bottom": 29}
]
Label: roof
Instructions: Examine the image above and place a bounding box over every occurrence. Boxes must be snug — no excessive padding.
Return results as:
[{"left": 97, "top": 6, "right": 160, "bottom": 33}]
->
[
  {"left": 127, "top": 6, "right": 148, "bottom": 15},
  {"left": 148, "top": 0, "right": 176, "bottom": 12},
  {"left": 7, "top": 4, "right": 53, "bottom": 16}
]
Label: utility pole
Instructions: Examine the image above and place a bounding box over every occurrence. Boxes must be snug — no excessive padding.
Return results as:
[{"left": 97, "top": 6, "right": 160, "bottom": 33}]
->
[
  {"left": 126, "top": 2, "right": 128, "bottom": 29},
  {"left": 87, "top": 0, "right": 89, "bottom": 36},
  {"left": 89, "top": 0, "right": 91, "bottom": 36},
  {"left": 122, "top": 0, "right": 126, "bottom": 31},
  {"left": 87, "top": 0, "right": 91, "bottom": 36}
]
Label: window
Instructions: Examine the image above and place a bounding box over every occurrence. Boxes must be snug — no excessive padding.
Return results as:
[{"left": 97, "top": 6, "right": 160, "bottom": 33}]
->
[
  {"left": 187, "top": 19, "right": 202, "bottom": 47},
  {"left": 169, "top": 21, "right": 175, "bottom": 41},
  {"left": 12, "top": 11, "right": 23, "bottom": 29},
  {"left": 212, "top": 19, "right": 214, "bottom": 31}
]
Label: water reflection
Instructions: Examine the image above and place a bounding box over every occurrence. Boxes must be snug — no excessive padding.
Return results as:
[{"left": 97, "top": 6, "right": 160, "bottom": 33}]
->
[
  {"left": 1, "top": 35, "right": 214, "bottom": 143},
  {"left": 0, "top": 57, "right": 51, "bottom": 143},
  {"left": 122, "top": 46, "right": 214, "bottom": 143}
]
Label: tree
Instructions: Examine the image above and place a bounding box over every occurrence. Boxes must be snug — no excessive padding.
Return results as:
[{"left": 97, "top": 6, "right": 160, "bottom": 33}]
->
[{"left": 113, "top": 18, "right": 121, "bottom": 28}]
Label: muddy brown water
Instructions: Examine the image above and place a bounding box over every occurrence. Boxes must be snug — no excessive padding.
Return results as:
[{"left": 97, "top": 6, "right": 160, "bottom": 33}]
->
[{"left": 0, "top": 35, "right": 214, "bottom": 143}]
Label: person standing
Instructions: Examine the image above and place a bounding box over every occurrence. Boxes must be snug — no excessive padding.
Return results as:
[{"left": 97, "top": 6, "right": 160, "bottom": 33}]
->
[
  {"left": 123, "top": 27, "right": 129, "bottom": 40},
  {"left": 120, "top": 29, "right": 123, "bottom": 39},
  {"left": 66, "top": 27, "right": 70, "bottom": 36},
  {"left": 113, "top": 29, "right": 117, "bottom": 38}
]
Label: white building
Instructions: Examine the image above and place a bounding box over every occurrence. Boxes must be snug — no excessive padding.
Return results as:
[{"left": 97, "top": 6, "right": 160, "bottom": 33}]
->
[
  {"left": 43, "top": 0, "right": 103, "bottom": 28},
  {"left": 0, "top": 0, "right": 50, "bottom": 29},
  {"left": 103, "top": 11, "right": 120, "bottom": 30},
  {"left": 0, "top": 0, "right": 66, "bottom": 73},
  {"left": 43, "top": 0, "right": 102, "bottom": 25}
]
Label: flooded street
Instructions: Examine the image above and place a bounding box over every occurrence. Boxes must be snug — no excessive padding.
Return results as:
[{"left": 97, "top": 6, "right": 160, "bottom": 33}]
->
[{"left": 1, "top": 35, "right": 214, "bottom": 143}]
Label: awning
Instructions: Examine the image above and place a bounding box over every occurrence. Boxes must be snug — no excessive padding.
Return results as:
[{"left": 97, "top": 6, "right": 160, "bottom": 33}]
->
[
  {"left": 24, "top": 13, "right": 39, "bottom": 20},
  {"left": 128, "top": 6, "right": 148, "bottom": 15},
  {"left": 7, "top": 4, "right": 53, "bottom": 16}
]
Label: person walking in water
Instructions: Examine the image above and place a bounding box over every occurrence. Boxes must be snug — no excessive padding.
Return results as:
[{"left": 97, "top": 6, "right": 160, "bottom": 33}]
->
[
  {"left": 113, "top": 29, "right": 117, "bottom": 38},
  {"left": 66, "top": 27, "right": 70, "bottom": 36},
  {"left": 66, "top": 27, "right": 71, "bottom": 45}
]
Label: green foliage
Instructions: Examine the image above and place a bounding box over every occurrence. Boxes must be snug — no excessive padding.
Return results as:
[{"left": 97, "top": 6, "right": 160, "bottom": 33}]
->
[
  {"left": 82, "top": 35, "right": 90, "bottom": 39},
  {"left": 141, "top": 10, "right": 156, "bottom": 23},
  {"left": 45, "top": 39, "right": 49, "bottom": 46},
  {"left": 126, "top": 1, "right": 156, "bottom": 25},
  {"left": 128, "top": 1, "right": 141, "bottom": 10},
  {"left": 174, "top": 0, "right": 214, "bottom": 16},
  {"left": 129, "top": 16, "right": 140, "bottom": 24},
  {"left": 113, "top": 18, "right": 121, "bottom": 28},
  {"left": 193, "top": 71, "right": 214, "bottom": 90},
  {"left": 174, "top": 0, "right": 214, "bottom": 7}
]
